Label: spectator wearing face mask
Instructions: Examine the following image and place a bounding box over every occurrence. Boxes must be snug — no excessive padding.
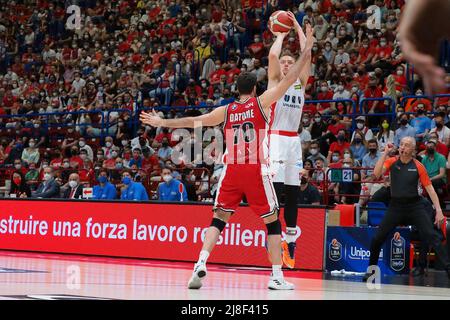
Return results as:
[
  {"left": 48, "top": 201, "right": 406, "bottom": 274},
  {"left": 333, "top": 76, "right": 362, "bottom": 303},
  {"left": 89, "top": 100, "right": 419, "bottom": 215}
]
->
[
  {"left": 377, "top": 119, "right": 395, "bottom": 151},
  {"left": 181, "top": 169, "right": 198, "bottom": 202},
  {"left": 120, "top": 170, "right": 149, "bottom": 201},
  {"left": 298, "top": 175, "right": 321, "bottom": 205},
  {"left": 21, "top": 139, "right": 40, "bottom": 165},
  {"left": 32, "top": 166, "right": 60, "bottom": 199},
  {"left": 427, "top": 132, "right": 449, "bottom": 158},
  {"left": 422, "top": 139, "right": 447, "bottom": 196},
  {"left": 350, "top": 132, "right": 367, "bottom": 163},
  {"left": 430, "top": 114, "right": 450, "bottom": 144},
  {"left": 9, "top": 171, "right": 31, "bottom": 198},
  {"left": 310, "top": 112, "right": 328, "bottom": 140},
  {"left": 430, "top": 114, "right": 450, "bottom": 146},
  {"left": 410, "top": 103, "right": 431, "bottom": 142},
  {"left": 62, "top": 173, "right": 84, "bottom": 199},
  {"left": 307, "top": 140, "right": 328, "bottom": 166},
  {"left": 103, "top": 147, "right": 121, "bottom": 169},
  {"left": 78, "top": 137, "right": 94, "bottom": 162},
  {"left": 12, "top": 159, "right": 28, "bottom": 177},
  {"left": 394, "top": 113, "right": 416, "bottom": 147},
  {"left": 157, "top": 167, "right": 187, "bottom": 202},
  {"left": 352, "top": 116, "right": 374, "bottom": 142},
  {"left": 316, "top": 82, "right": 334, "bottom": 114},
  {"left": 92, "top": 169, "right": 117, "bottom": 200},
  {"left": 102, "top": 136, "right": 116, "bottom": 159},
  {"left": 327, "top": 129, "right": 350, "bottom": 164}
]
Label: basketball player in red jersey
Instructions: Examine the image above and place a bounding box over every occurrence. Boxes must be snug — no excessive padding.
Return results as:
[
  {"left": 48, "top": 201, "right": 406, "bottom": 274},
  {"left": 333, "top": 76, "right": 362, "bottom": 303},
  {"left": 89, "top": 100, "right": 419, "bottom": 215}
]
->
[{"left": 140, "top": 25, "right": 313, "bottom": 290}]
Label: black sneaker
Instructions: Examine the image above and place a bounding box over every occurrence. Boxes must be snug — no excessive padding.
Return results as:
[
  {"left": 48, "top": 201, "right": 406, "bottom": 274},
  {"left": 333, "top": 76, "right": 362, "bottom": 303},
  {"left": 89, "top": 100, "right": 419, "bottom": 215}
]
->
[{"left": 411, "top": 267, "right": 425, "bottom": 277}]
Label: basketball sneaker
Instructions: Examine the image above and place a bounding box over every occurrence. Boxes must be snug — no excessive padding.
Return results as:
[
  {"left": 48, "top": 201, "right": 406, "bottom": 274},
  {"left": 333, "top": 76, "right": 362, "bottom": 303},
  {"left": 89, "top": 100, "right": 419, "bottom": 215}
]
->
[
  {"left": 282, "top": 241, "right": 296, "bottom": 269},
  {"left": 187, "top": 262, "right": 207, "bottom": 289},
  {"left": 268, "top": 275, "right": 295, "bottom": 290}
]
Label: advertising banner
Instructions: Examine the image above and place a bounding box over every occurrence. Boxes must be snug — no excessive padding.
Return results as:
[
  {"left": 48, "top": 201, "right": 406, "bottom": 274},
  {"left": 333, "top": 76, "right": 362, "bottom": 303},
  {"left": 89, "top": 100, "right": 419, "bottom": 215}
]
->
[
  {"left": 0, "top": 200, "right": 326, "bottom": 270},
  {"left": 326, "top": 226, "right": 411, "bottom": 275}
]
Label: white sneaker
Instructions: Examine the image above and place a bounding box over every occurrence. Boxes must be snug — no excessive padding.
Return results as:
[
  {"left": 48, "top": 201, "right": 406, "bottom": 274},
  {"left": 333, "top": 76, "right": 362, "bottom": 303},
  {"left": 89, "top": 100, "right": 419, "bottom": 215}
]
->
[
  {"left": 268, "top": 276, "right": 295, "bottom": 290},
  {"left": 187, "top": 263, "right": 207, "bottom": 289}
]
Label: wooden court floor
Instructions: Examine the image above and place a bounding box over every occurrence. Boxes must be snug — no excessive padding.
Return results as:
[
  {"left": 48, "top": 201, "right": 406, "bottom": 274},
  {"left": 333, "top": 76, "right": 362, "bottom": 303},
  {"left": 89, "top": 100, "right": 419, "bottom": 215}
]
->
[{"left": 0, "top": 250, "right": 449, "bottom": 300}]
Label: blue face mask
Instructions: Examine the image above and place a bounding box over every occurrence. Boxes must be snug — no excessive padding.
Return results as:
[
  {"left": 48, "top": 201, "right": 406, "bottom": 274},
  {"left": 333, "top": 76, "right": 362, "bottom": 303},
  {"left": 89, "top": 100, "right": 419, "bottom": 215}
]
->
[
  {"left": 122, "top": 176, "right": 131, "bottom": 185},
  {"left": 98, "top": 176, "right": 108, "bottom": 184}
]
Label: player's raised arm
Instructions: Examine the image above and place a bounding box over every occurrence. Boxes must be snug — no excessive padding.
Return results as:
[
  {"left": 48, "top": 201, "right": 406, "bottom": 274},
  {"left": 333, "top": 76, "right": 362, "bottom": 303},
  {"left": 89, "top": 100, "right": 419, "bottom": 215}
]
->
[
  {"left": 140, "top": 107, "right": 226, "bottom": 129},
  {"left": 287, "top": 11, "right": 306, "bottom": 52},
  {"left": 288, "top": 11, "right": 311, "bottom": 87},
  {"left": 267, "top": 32, "right": 286, "bottom": 89},
  {"left": 259, "top": 23, "right": 313, "bottom": 113}
]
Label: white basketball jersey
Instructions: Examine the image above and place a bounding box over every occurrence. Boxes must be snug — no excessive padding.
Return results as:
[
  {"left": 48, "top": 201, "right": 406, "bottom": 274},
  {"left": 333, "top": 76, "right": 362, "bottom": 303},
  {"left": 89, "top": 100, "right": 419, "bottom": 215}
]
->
[{"left": 270, "top": 80, "right": 305, "bottom": 132}]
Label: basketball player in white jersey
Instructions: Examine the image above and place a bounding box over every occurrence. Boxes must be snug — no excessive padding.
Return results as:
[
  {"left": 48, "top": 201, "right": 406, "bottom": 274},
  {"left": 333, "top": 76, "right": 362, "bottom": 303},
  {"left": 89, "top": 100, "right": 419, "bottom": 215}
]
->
[{"left": 267, "top": 12, "right": 312, "bottom": 269}]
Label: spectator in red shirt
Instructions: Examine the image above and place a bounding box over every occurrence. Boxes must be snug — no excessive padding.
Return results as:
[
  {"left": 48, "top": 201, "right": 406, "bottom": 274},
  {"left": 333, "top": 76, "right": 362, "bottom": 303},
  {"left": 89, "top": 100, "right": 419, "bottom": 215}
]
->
[
  {"left": 392, "top": 65, "right": 407, "bottom": 93},
  {"left": 327, "top": 114, "right": 346, "bottom": 136},
  {"left": 69, "top": 146, "right": 84, "bottom": 169},
  {"left": 327, "top": 128, "right": 351, "bottom": 164},
  {"left": 248, "top": 34, "right": 265, "bottom": 60},
  {"left": 226, "top": 58, "right": 241, "bottom": 84},
  {"left": 210, "top": 26, "right": 226, "bottom": 61},
  {"left": 371, "top": 37, "right": 393, "bottom": 65},
  {"left": 364, "top": 76, "right": 384, "bottom": 112},
  {"left": 209, "top": 60, "right": 227, "bottom": 85}
]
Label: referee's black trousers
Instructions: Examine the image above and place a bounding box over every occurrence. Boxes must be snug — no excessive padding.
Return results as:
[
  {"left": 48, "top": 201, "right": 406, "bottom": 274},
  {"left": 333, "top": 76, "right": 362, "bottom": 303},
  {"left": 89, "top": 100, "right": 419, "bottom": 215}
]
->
[{"left": 368, "top": 198, "right": 450, "bottom": 269}]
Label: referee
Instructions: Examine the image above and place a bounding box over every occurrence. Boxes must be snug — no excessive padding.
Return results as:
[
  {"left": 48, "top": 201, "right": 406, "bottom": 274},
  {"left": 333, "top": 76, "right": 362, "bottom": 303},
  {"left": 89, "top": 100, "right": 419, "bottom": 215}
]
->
[{"left": 363, "top": 137, "right": 450, "bottom": 281}]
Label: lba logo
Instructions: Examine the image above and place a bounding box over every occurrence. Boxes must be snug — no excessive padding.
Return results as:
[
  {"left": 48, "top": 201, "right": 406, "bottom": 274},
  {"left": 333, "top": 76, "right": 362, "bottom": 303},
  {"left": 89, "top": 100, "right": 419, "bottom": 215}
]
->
[{"left": 329, "top": 238, "right": 342, "bottom": 261}]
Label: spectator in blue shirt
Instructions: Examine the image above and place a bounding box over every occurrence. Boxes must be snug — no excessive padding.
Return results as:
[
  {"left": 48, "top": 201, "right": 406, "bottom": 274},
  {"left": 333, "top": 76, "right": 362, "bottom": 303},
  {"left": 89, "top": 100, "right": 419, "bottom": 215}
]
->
[
  {"left": 120, "top": 170, "right": 149, "bottom": 201},
  {"left": 128, "top": 147, "right": 143, "bottom": 168},
  {"left": 350, "top": 131, "right": 367, "bottom": 163},
  {"left": 394, "top": 113, "right": 416, "bottom": 147},
  {"left": 158, "top": 167, "right": 188, "bottom": 202},
  {"left": 92, "top": 169, "right": 117, "bottom": 200},
  {"left": 410, "top": 104, "right": 431, "bottom": 142}
]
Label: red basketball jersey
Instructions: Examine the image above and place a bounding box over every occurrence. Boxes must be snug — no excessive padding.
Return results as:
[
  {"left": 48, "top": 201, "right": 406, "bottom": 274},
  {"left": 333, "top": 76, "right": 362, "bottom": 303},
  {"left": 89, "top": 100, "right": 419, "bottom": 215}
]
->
[{"left": 222, "top": 97, "right": 269, "bottom": 165}]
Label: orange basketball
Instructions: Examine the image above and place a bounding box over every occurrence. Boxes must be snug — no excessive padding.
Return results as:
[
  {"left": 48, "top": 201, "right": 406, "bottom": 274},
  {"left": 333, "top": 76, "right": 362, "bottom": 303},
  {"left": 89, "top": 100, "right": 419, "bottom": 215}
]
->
[{"left": 268, "top": 10, "right": 293, "bottom": 33}]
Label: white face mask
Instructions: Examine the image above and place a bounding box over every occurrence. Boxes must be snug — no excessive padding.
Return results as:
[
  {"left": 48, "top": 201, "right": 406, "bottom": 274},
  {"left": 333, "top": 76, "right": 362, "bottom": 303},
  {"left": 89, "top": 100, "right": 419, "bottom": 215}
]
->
[
  {"left": 343, "top": 163, "right": 351, "bottom": 168},
  {"left": 44, "top": 173, "right": 52, "bottom": 181},
  {"left": 343, "top": 153, "right": 351, "bottom": 159},
  {"left": 15, "top": 164, "right": 21, "bottom": 170},
  {"left": 29, "top": 143, "right": 35, "bottom": 148},
  {"left": 79, "top": 141, "right": 86, "bottom": 147},
  {"left": 121, "top": 140, "right": 128, "bottom": 146},
  {"left": 190, "top": 175, "right": 196, "bottom": 182},
  {"left": 356, "top": 123, "right": 364, "bottom": 130},
  {"left": 163, "top": 174, "right": 173, "bottom": 183},
  {"left": 332, "top": 155, "right": 340, "bottom": 162},
  {"left": 112, "top": 151, "right": 118, "bottom": 157},
  {"left": 105, "top": 142, "right": 112, "bottom": 148},
  {"left": 69, "top": 180, "right": 78, "bottom": 188},
  {"left": 310, "top": 148, "right": 318, "bottom": 155}
]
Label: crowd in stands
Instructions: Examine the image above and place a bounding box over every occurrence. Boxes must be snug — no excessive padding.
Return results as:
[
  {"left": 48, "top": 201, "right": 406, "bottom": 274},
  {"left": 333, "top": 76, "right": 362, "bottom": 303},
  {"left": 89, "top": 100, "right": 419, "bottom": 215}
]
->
[{"left": 0, "top": 0, "right": 449, "bottom": 205}]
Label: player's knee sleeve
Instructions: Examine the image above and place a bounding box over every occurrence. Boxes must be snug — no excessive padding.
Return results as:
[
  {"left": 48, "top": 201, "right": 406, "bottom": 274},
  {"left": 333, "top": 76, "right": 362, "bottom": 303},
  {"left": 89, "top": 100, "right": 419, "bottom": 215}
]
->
[
  {"left": 210, "top": 218, "right": 226, "bottom": 232},
  {"left": 266, "top": 219, "right": 282, "bottom": 235}
]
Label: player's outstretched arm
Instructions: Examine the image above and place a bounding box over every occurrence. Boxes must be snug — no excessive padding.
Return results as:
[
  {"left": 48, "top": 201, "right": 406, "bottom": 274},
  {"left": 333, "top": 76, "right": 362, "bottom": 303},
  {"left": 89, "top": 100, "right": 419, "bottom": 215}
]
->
[
  {"left": 267, "top": 32, "right": 286, "bottom": 89},
  {"left": 287, "top": 11, "right": 306, "bottom": 52},
  {"left": 140, "top": 107, "right": 226, "bottom": 129},
  {"left": 259, "top": 23, "right": 313, "bottom": 114}
]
